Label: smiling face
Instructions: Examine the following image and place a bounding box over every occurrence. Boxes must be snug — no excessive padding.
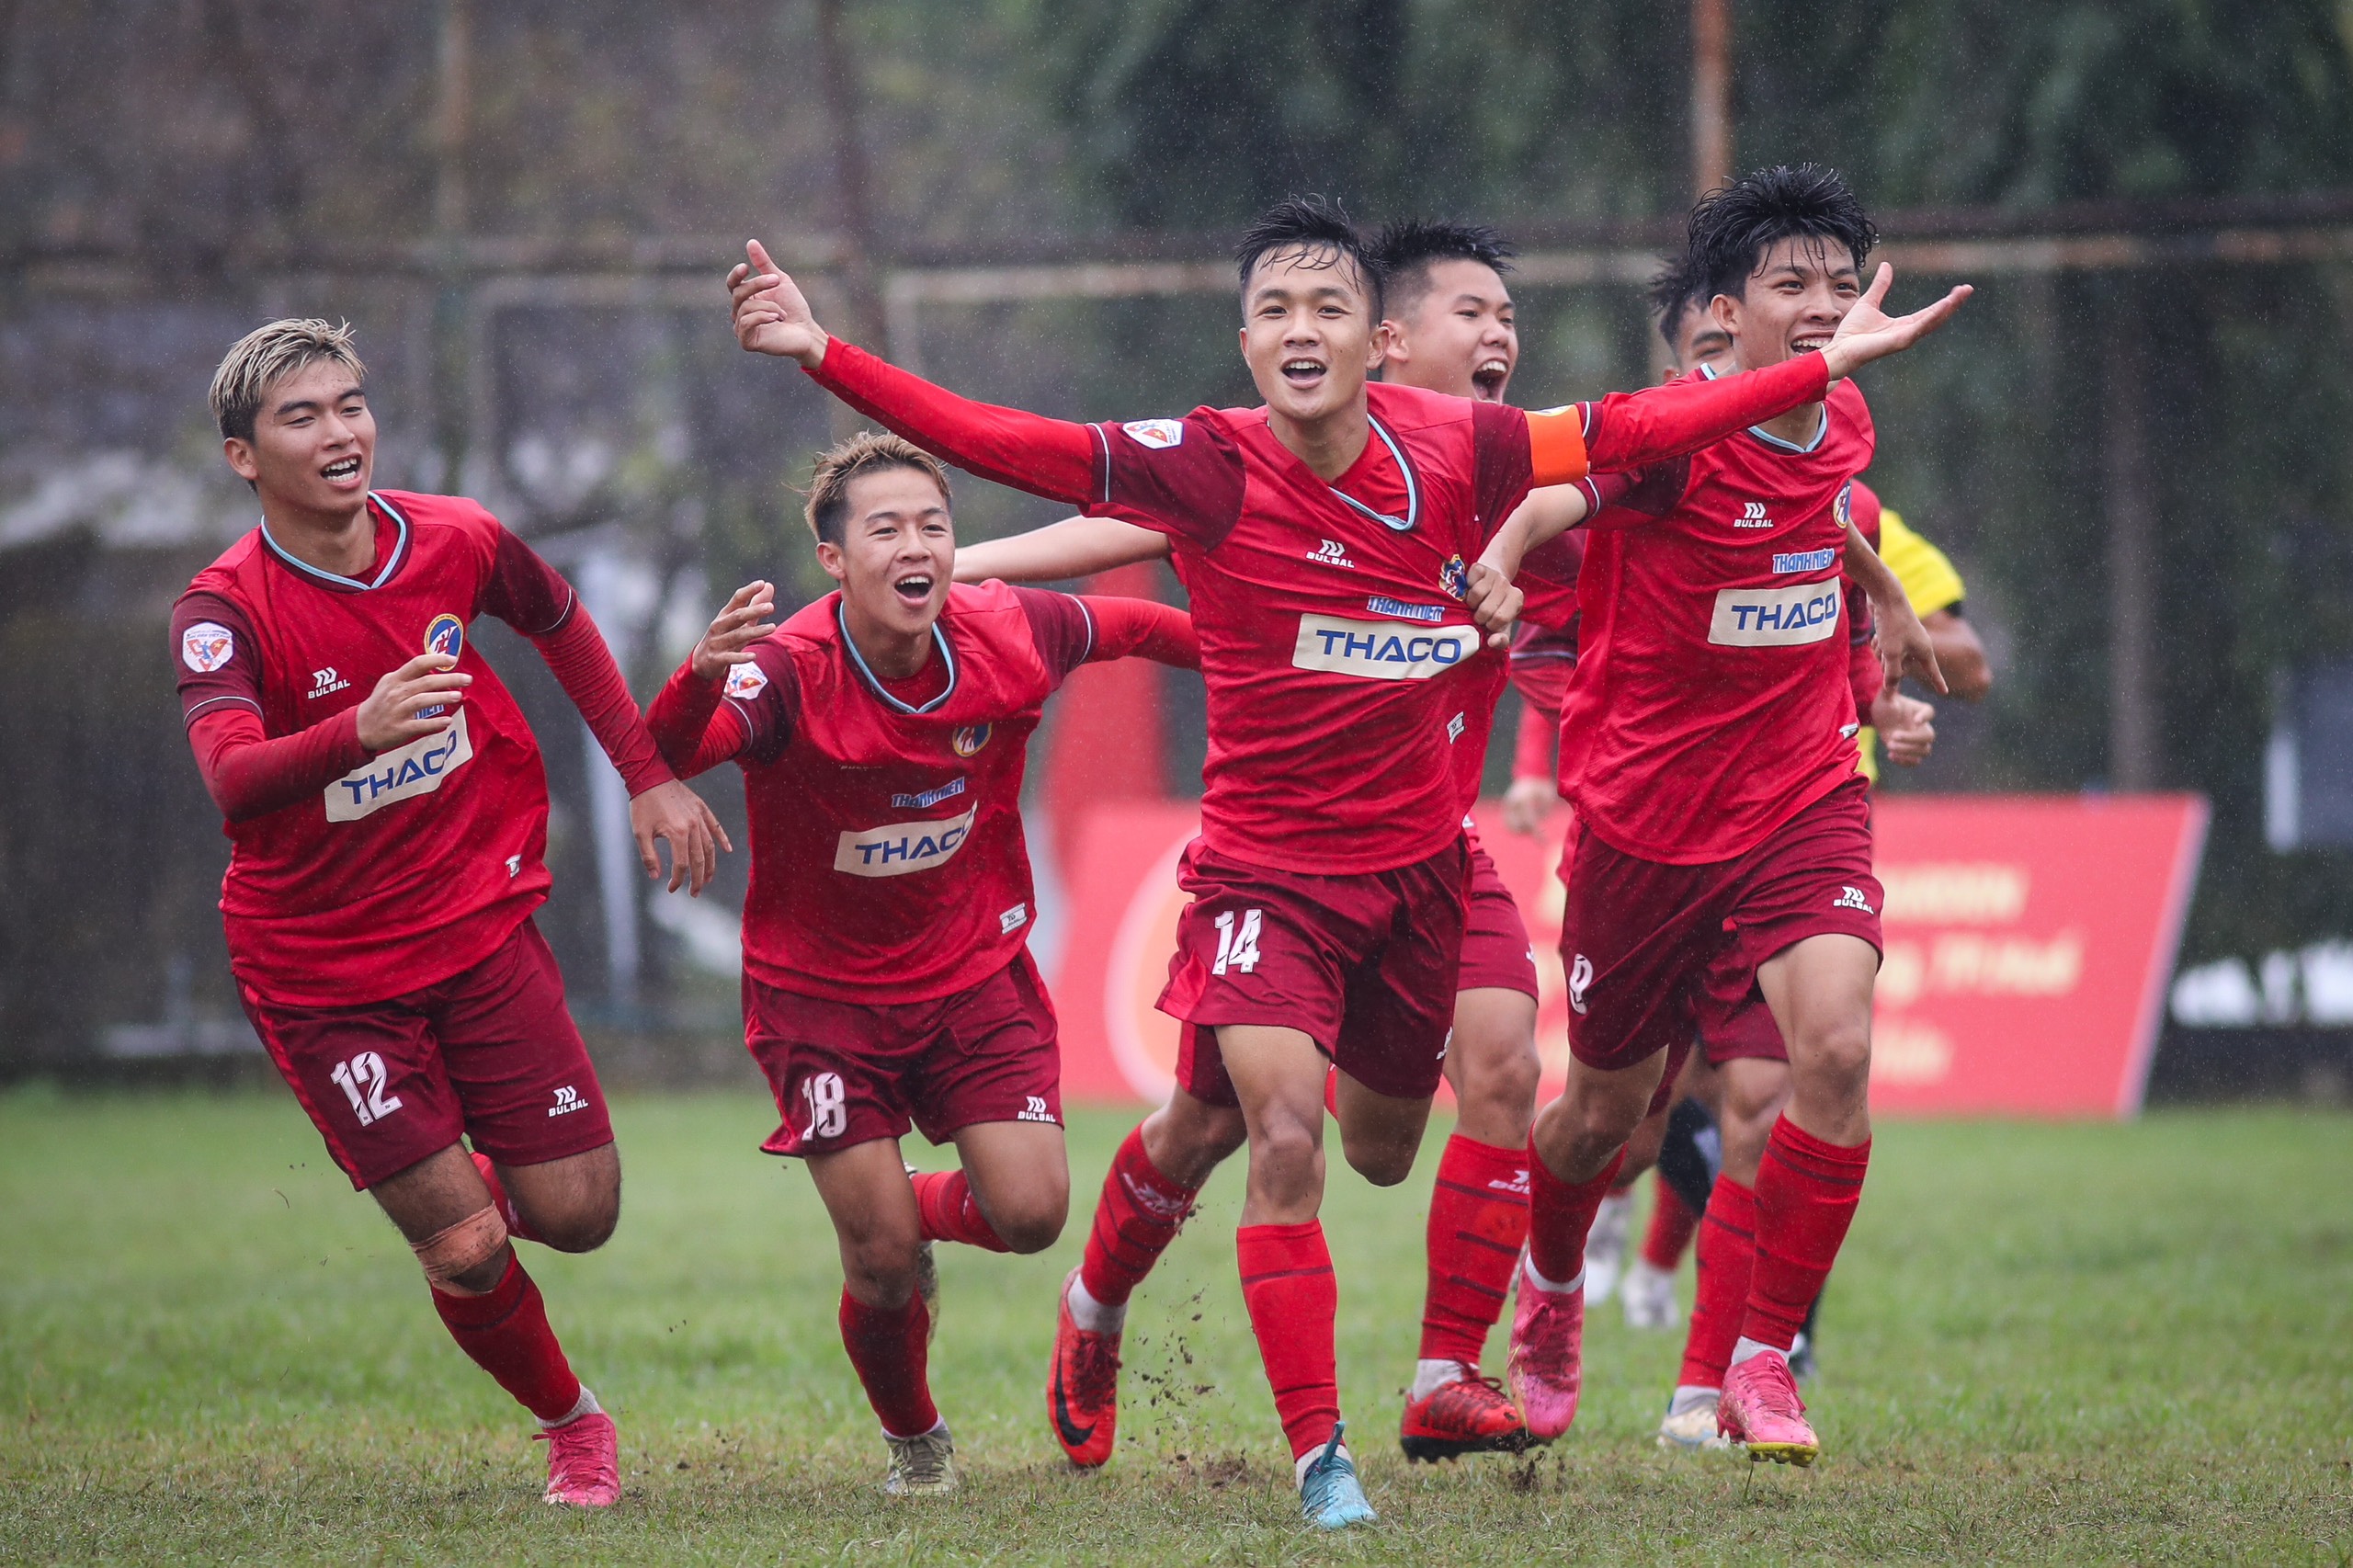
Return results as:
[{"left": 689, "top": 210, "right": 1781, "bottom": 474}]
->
[
  {"left": 1709, "top": 235, "right": 1860, "bottom": 373},
  {"left": 222, "top": 358, "right": 374, "bottom": 511},
  {"left": 1238, "top": 244, "right": 1384, "bottom": 426},
  {"left": 1383, "top": 257, "right": 1518, "bottom": 402},
  {"left": 1667, "top": 296, "right": 1735, "bottom": 373},
  {"left": 816, "top": 464, "right": 956, "bottom": 644}
]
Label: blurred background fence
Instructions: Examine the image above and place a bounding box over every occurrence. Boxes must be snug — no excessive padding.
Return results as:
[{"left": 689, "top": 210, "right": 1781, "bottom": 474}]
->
[{"left": 6, "top": 0, "right": 2353, "bottom": 1096}]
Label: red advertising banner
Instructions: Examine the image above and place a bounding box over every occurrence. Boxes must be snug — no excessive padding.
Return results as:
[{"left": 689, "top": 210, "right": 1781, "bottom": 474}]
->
[{"left": 1048, "top": 793, "right": 2208, "bottom": 1119}]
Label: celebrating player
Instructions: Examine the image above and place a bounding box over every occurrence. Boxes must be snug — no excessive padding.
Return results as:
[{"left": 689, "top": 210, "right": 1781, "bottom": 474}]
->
[
  {"left": 727, "top": 194, "right": 1956, "bottom": 1526},
  {"left": 172, "top": 319, "right": 727, "bottom": 1508},
  {"left": 642, "top": 433, "right": 1197, "bottom": 1498},
  {"left": 1495, "top": 165, "right": 1970, "bottom": 1466}
]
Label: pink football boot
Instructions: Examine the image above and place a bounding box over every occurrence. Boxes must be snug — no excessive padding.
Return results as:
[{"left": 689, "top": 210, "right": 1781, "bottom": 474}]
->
[
  {"left": 539, "top": 1410, "right": 622, "bottom": 1506},
  {"left": 1717, "top": 1352, "right": 1818, "bottom": 1465}
]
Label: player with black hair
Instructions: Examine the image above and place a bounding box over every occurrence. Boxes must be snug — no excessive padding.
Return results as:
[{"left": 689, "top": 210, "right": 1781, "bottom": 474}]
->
[
  {"left": 1500, "top": 164, "right": 1971, "bottom": 1466},
  {"left": 728, "top": 189, "right": 1955, "bottom": 1523}
]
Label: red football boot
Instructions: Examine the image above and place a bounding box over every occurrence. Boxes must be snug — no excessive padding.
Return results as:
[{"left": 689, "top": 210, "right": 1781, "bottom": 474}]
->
[
  {"left": 1400, "top": 1373, "right": 1530, "bottom": 1461},
  {"left": 1046, "top": 1268, "right": 1121, "bottom": 1469},
  {"left": 1506, "top": 1270, "right": 1586, "bottom": 1443},
  {"left": 538, "top": 1410, "right": 621, "bottom": 1506}
]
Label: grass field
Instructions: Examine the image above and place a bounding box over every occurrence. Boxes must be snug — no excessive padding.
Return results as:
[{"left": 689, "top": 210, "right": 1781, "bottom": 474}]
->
[{"left": 2, "top": 1087, "right": 2349, "bottom": 1565}]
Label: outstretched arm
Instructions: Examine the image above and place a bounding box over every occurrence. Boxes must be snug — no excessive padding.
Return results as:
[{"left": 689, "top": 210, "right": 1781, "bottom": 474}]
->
[
  {"left": 1076, "top": 595, "right": 1199, "bottom": 670},
  {"left": 645, "top": 581, "right": 779, "bottom": 778},
  {"left": 957, "top": 517, "right": 1171, "bottom": 585}
]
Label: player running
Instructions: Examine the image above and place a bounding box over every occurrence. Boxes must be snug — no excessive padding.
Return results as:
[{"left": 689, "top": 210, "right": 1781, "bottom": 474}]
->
[
  {"left": 1495, "top": 165, "right": 1970, "bottom": 1467},
  {"left": 726, "top": 195, "right": 1955, "bottom": 1526},
  {"left": 642, "top": 433, "right": 1197, "bottom": 1498},
  {"left": 949, "top": 219, "right": 1597, "bottom": 1467},
  {"left": 172, "top": 319, "right": 727, "bottom": 1508}
]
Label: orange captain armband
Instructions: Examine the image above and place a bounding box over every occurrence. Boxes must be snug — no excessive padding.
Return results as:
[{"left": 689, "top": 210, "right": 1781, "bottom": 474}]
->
[{"left": 1525, "top": 405, "right": 1591, "bottom": 486}]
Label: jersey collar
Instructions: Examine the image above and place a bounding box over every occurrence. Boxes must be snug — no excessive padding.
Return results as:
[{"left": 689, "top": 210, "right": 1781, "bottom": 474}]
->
[
  {"left": 258, "top": 492, "right": 411, "bottom": 591},
  {"left": 835, "top": 599, "right": 958, "bottom": 715},
  {"left": 1325, "top": 414, "right": 1422, "bottom": 533},
  {"left": 1702, "top": 360, "right": 1828, "bottom": 454}
]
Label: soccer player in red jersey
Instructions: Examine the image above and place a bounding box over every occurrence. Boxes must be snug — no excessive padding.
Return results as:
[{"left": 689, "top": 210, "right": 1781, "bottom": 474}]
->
[
  {"left": 642, "top": 434, "right": 1198, "bottom": 1497},
  {"left": 172, "top": 320, "right": 727, "bottom": 1507},
  {"left": 1487, "top": 166, "right": 1971, "bottom": 1465},
  {"left": 949, "top": 220, "right": 1601, "bottom": 1468},
  {"left": 727, "top": 196, "right": 1956, "bottom": 1525}
]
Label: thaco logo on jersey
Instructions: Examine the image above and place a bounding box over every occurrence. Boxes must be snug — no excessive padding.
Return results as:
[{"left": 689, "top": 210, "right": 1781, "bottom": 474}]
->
[
  {"left": 1121, "top": 418, "right": 1184, "bottom": 449},
  {"left": 418, "top": 613, "right": 466, "bottom": 718},
  {"left": 1291, "top": 615, "right": 1478, "bottom": 680},
  {"left": 181, "top": 621, "right": 235, "bottom": 673},
  {"left": 723, "top": 661, "right": 768, "bottom": 701},
  {"left": 325, "top": 707, "right": 474, "bottom": 822},
  {"left": 1707, "top": 581, "right": 1842, "bottom": 647},
  {"left": 952, "top": 723, "right": 993, "bottom": 757},
  {"left": 834, "top": 806, "right": 978, "bottom": 878},
  {"left": 1438, "top": 554, "right": 1470, "bottom": 601}
]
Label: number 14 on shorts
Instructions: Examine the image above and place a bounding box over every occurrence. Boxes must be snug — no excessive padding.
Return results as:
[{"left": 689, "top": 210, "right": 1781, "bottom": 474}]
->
[{"left": 1211, "top": 908, "right": 1263, "bottom": 976}]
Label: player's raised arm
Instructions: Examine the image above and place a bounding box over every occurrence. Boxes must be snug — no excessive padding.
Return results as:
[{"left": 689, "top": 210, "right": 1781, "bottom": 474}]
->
[
  {"left": 955, "top": 517, "right": 1171, "bottom": 585},
  {"left": 644, "top": 580, "right": 780, "bottom": 779},
  {"left": 731, "top": 241, "right": 1105, "bottom": 506}
]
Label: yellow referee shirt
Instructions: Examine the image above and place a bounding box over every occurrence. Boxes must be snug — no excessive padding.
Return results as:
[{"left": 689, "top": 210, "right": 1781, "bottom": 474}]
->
[{"left": 1859, "top": 506, "right": 1967, "bottom": 783}]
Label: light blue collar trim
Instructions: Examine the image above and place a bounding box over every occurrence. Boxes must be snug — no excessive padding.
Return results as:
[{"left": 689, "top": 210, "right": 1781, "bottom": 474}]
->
[
  {"left": 837, "top": 601, "right": 956, "bottom": 715},
  {"left": 1328, "top": 415, "right": 1421, "bottom": 533},
  {"left": 259, "top": 492, "right": 409, "bottom": 590},
  {"left": 1701, "top": 360, "right": 1829, "bottom": 454}
]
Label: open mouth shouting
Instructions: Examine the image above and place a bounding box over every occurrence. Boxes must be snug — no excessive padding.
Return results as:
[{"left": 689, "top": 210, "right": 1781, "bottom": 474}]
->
[
  {"left": 1280, "top": 356, "right": 1329, "bottom": 392},
  {"left": 1790, "top": 334, "right": 1834, "bottom": 357},
  {"left": 892, "top": 571, "right": 936, "bottom": 607},
  {"left": 320, "top": 455, "right": 363, "bottom": 484},
  {"left": 1471, "top": 357, "right": 1511, "bottom": 401}
]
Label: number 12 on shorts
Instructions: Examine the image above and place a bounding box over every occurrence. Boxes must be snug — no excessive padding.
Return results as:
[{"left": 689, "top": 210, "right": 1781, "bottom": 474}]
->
[
  {"left": 328, "top": 1051, "right": 404, "bottom": 1126},
  {"left": 1211, "top": 908, "right": 1263, "bottom": 976},
  {"left": 802, "top": 1072, "right": 847, "bottom": 1139}
]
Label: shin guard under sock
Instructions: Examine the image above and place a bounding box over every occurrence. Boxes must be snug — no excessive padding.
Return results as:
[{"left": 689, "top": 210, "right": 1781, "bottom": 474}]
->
[
  {"left": 911, "top": 1169, "right": 1011, "bottom": 1253},
  {"left": 1237, "top": 1221, "right": 1340, "bottom": 1460},
  {"left": 1079, "top": 1125, "right": 1199, "bottom": 1307},
  {"left": 1525, "top": 1142, "right": 1626, "bottom": 1288},
  {"left": 430, "top": 1253, "right": 582, "bottom": 1423},
  {"left": 1677, "top": 1175, "right": 1756, "bottom": 1390},
  {"left": 838, "top": 1289, "right": 939, "bottom": 1437},
  {"left": 1418, "top": 1134, "right": 1531, "bottom": 1366},
  {"left": 1740, "top": 1117, "right": 1870, "bottom": 1351}
]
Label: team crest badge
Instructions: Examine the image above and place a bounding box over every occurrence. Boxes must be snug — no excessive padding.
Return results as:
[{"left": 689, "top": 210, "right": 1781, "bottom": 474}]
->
[
  {"left": 723, "top": 662, "right": 769, "bottom": 701},
  {"left": 1438, "top": 554, "right": 1470, "bottom": 601},
  {"left": 1121, "top": 419, "right": 1184, "bottom": 450},
  {"left": 423, "top": 613, "right": 466, "bottom": 662},
  {"left": 951, "top": 723, "right": 993, "bottom": 756},
  {"left": 181, "top": 621, "right": 235, "bottom": 673},
  {"left": 1835, "top": 482, "right": 1854, "bottom": 529}
]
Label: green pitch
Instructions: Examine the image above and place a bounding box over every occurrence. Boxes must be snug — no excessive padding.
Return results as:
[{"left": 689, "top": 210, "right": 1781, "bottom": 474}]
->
[{"left": 3, "top": 1087, "right": 2347, "bottom": 1564}]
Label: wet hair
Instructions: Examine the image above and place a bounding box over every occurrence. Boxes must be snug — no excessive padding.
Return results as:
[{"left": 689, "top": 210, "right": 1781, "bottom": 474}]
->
[
  {"left": 1372, "top": 219, "right": 1516, "bottom": 320},
  {"left": 1234, "top": 195, "right": 1382, "bottom": 320},
  {"left": 209, "top": 318, "right": 366, "bottom": 443},
  {"left": 803, "top": 431, "right": 950, "bottom": 547},
  {"left": 1647, "top": 256, "right": 1709, "bottom": 350},
  {"left": 1686, "top": 164, "right": 1877, "bottom": 304}
]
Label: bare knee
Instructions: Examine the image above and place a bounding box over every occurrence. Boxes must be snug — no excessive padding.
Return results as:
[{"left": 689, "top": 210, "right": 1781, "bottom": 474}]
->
[
  {"left": 1793, "top": 1019, "right": 1872, "bottom": 1101},
  {"left": 1454, "top": 1046, "right": 1540, "bottom": 1147},
  {"left": 1339, "top": 1126, "right": 1419, "bottom": 1187},
  {"left": 982, "top": 1178, "right": 1069, "bottom": 1256},
  {"left": 1245, "top": 1113, "right": 1324, "bottom": 1213},
  {"left": 1149, "top": 1096, "right": 1248, "bottom": 1187},
  {"left": 529, "top": 1194, "right": 620, "bottom": 1255},
  {"left": 1532, "top": 1082, "right": 1648, "bottom": 1182},
  {"left": 837, "top": 1213, "right": 925, "bottom": 1305}
]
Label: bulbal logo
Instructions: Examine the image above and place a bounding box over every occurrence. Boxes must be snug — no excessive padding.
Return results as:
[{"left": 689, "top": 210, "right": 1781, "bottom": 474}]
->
[
  {"left": 1567, "top": 952, "right": 1595, "bottom": 1016},
  {"left": 951, "top": 723, "right": 993, "bottom": 757},
  {"left": 1122, "top": 418, "right": 1184, "bottom": 450},
  {"left": 1447, "top": 710, "right": 1466, "bottom": 742},
  {"left": 1834, "top": 884, "right": 1878, "bottom": 914},
  {"left": 1308, "top": 539, "right": 1357, "bottom": 570},
  {"left": 1707, "top": 581, "right": 1842, "bottom": 647},
  {"left": 324, "top": 708, "right": 473, "bottom": 822},
  {"left": 181, "top": 621, "right": 235, "bottom": 673},
  {"left": 1734, "top": 500, "right": 1773, "bottom": 528},
  {"left": 833, "top": 806, "right": 977, "bottom": 879},
  {"left": 723, "top": 661, "right": 769, "bottom": 700},
  {"left": 548, "top": 1085, "right": 589, "bottom": 1118},
  {"left": 1438, "top": 553, "right": 1471, "bottom": 601},
  {"left": 1290, "top": 614, "right": 1478, "bottom": 681},
  {"left": 308, "top": 666, "right": 350, "bottom": 699}
]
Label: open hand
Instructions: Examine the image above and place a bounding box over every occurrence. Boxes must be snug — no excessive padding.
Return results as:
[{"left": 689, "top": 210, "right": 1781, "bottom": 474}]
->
[
  {"left": 355, "top": 653, "right": 470, "bottom": 751},
  {"left": 1822, "top": 264, "right": 1972, "bottom": 381},
  {"left": 630, "top": 778, "right": 731, "bottom": 895},
  {"left": 1874, "top": 591, "right": 1949, "bottom": 697},
  {"left": 691, "top": 580, "right": 779, "bottom": 683},
  {"left": 728, "top": 241, "right": 830, "bottom": 367}
]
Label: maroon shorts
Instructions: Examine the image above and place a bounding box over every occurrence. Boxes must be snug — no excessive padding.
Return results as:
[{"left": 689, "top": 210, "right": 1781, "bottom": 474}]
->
[
  {"left": 240, "top": 918, "right": 611, "bottom": 1191},
  {"left": 1561, "top": 776, "right": 1881, "bottom": 1101},
  {"left": 746, "top": 950, "right": 1063, "bottom": 1158},
  {"left": 1457, "top": 841, "right": 1540, "bottom": 1000},
  {"left": 1160, "top": 837, "right": 1469, "bottom": 1105}
]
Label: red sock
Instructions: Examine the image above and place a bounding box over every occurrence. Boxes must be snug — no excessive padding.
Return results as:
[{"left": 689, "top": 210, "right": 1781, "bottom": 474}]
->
[
  {"left": 911, "top": 1169, "right": 1010, "bottom": 1253},
  {"left": 1237, "top": 1221, "right": 1340, "bottom": 1460},
  {"left": 1741, "top": 1117, "right": 1870, "bottom": 1350},
  {"left": 1080, "top": 1125, "right": 1199, "bottom": 1306},
  {"left": 470, "top": 1151, "right": 541, "bottom": 1244},
  {"left": 1676, "top": 1175, "right": 1756, "bottom": 1390},
  {"left": 1418, "top": 1134, "right": 1530, "bottom": 1366},
  {"left": 1525, "top": 1141, "right": 1626, "bottom": 1286},
  {"left": 429, "top": 1253, "right": 581, "bottom": 1423},
  {"left": 1641, "top": 1176, "right": 1700, "bottom": 1271},
  {"left": 838, "top": 1289, "right": 938, "bottom": 1437}
]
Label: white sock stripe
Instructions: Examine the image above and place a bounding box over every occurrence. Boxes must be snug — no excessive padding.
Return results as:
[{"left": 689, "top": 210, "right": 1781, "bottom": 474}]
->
[{"left": 1522, "top": 1256, "right": 1584, "bottom": 1295}]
